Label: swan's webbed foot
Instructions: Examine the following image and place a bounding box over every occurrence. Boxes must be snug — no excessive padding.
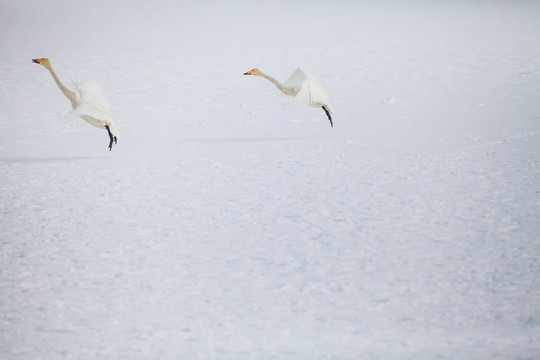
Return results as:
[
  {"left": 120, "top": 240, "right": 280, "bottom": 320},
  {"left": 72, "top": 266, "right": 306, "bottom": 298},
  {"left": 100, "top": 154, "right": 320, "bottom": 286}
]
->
[
  {"left": 105, "top": 125, "right": 116, "bottom": 151},
  {"left": 322, "top": 106, "right": 333, "bottom": 127}
]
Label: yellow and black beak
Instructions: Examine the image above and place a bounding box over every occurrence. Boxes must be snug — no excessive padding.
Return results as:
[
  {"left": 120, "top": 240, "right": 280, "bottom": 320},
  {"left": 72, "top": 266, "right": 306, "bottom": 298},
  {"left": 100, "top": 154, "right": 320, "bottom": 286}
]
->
[
  {"left": 243, "top": 70, "right": 253, "bottom": 75},
  {"left": 32, "top": 58, "right": 43, "bottom": 64}
]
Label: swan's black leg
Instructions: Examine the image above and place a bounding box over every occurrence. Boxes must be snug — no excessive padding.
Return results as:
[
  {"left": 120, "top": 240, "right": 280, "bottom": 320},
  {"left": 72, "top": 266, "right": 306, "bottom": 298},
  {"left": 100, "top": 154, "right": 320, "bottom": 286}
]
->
[
  {"left": 105, "top": 125, "right": 114, "bottom": 151},
  {"left": 322, "top": 106, "right": 333, "bottom": 127}
]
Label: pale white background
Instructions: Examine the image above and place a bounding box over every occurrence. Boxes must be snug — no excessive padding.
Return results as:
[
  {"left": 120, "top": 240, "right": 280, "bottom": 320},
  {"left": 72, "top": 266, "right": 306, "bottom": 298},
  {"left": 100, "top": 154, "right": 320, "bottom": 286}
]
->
[{"left": 1, "top": 0, "right": 539, "bottom": 358}]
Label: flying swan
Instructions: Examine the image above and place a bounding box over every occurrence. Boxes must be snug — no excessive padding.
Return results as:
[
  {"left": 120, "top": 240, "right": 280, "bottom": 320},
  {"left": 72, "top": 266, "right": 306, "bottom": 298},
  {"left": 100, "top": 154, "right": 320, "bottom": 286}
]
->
[
  {"left": 243, "top": 67, "right": 334, "bottom": 127},
  {"left": 32, "top": 58, "right": 120, "bottom": 151}
]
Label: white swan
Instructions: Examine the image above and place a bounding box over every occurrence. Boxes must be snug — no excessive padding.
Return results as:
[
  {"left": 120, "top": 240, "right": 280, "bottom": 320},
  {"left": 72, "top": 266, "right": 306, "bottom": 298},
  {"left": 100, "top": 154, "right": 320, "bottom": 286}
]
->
[
  {"left": 244, "top": 67, "right": 334, "bottom": 127},
  {"left": 32, "top": 58, "right": 120, "bottom": 151}
]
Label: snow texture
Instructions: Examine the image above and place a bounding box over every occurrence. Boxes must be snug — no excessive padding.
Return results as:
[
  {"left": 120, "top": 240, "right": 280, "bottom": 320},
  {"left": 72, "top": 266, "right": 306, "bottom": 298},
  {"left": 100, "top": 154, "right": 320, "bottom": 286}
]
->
[{"left": 1, "top": 0, "right": 539, "bottom": 359}]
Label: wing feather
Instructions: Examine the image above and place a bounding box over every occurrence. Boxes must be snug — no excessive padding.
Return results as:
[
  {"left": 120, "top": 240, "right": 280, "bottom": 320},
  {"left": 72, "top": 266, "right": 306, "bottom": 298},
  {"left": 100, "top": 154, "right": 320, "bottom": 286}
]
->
[
  {"left": 283, "top": 67, "right": 308, "bottom": 90},
  {"left": 71, "top": 78, "right": 120, "bottom": 137},
  {"left": 72, "top": 78, "right": 110, "bottom": 115},
  {"left": 286, "top": 68, "right": 332, "bottom": 110}
]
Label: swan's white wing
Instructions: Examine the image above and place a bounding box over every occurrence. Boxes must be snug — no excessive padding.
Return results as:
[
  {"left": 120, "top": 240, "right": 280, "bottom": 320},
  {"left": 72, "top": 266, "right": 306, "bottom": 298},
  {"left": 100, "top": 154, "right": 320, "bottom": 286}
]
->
[
  {"left": 283, "top": 67, "right": 308, "bottom": 95},
  {"left": 71, "top": 79, "right": 120, "bottom": 137},
  {"left": 287, "top": 68, "right": 332, "bottom": 111},
  {"left": 72, "top": 78, "right": 110, "bottom": 115}
]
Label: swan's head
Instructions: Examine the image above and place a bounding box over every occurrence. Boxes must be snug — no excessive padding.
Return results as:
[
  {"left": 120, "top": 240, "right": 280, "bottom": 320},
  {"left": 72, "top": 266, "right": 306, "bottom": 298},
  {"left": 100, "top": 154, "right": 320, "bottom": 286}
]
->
[
  {"left": 243, "top": 68, "right": 261, "bottom": 76},
  {"left": 32, "top": 58, "right": 51, "bottom": 67}
]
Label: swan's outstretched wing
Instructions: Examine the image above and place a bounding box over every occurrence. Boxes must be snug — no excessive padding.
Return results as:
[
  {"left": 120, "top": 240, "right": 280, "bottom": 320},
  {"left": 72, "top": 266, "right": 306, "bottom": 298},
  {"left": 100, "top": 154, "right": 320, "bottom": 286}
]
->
[
  {"left": 72, "top": 78, "right": 110, "bottom": 115},
  {"left": 285, "top": 68, "right": 332, "bottom": 112},
  {"left": 283, "top": 67, "right": 308, "bottom": 95},
  {"left": 71, "top": 78, "right": 120, "bottom": 137}
]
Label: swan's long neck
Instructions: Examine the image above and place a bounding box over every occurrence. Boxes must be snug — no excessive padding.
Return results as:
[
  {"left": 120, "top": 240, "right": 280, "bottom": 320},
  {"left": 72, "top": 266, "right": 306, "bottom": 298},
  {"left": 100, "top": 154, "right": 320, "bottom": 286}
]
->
[
  {"left": 259, "top": 71, "right": 295, "bottom": 96},
  {"left": 45, "top": 64, "right": 78, "bottom": 109}
]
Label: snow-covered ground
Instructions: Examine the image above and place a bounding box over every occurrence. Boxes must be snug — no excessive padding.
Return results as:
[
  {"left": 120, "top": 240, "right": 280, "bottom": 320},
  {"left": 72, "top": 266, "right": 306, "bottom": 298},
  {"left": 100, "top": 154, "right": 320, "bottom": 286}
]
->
[{"left": 1, "top": 0, "right": 540, "bottom": 358}]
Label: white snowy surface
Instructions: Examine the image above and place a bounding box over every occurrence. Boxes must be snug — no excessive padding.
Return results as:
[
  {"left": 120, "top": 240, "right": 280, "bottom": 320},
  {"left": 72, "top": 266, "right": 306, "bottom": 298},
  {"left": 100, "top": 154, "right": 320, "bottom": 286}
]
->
[{"left": 1, "top": 0, "right": 540, "bottom": 358}]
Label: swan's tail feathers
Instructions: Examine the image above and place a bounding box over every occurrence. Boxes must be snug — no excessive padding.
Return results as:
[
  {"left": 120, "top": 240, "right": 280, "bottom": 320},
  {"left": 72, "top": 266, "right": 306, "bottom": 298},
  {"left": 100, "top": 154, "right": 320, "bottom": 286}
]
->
[
  {"left": 105, "top": 125, "right": 117, "bottom": 151},
  {"left": 105, "top": 121, "right": 120, "bottom": 139},
  {"left": 322, "top": 106, "right": 333, "bottom": 127}
]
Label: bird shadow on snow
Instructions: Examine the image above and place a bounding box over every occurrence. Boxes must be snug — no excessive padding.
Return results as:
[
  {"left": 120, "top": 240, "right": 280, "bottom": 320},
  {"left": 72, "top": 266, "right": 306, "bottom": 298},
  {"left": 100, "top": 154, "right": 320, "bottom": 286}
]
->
[
  {"left": 0, "top": 156, "right": 112, "bottom": 164},
  {"left": 182, "top": 135, "right": 329, "bottom": 144}
]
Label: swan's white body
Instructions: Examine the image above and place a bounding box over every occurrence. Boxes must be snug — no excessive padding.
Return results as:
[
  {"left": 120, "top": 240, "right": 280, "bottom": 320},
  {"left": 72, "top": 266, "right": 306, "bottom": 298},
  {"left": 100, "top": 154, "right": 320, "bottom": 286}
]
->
[
  {"left": 72, "top": 78, "right": 119, "bottom": 134},
  {"left": 32, "top": 58, "right": 119, "bottom": 150},
  {"left": 244, "top": 67, "right": 334, "bottom": 126}
]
